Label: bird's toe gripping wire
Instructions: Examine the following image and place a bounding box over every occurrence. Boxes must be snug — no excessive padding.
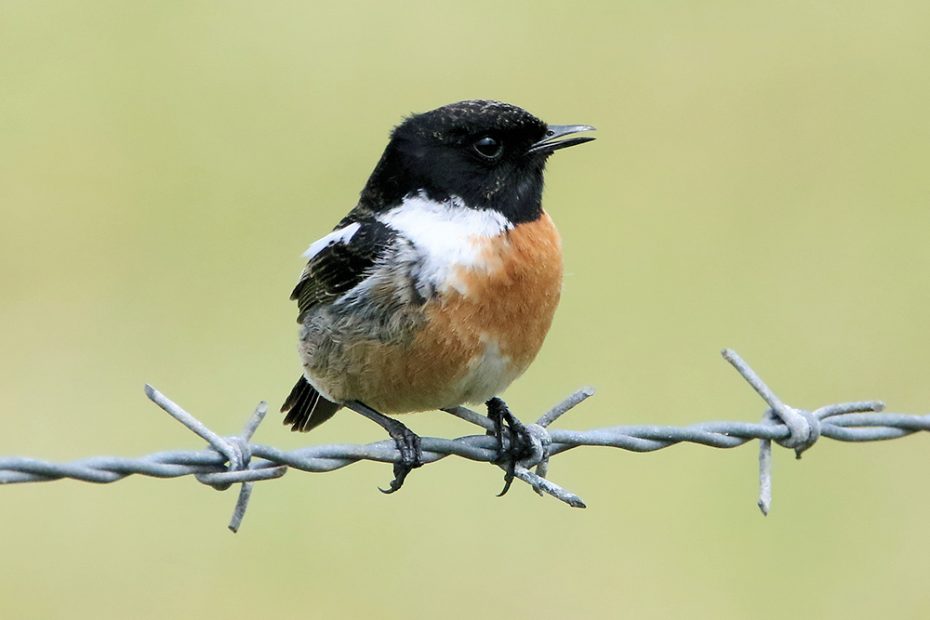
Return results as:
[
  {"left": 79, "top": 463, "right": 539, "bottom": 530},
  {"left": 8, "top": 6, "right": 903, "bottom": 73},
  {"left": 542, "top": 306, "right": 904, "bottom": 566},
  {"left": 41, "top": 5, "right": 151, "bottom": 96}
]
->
[
  {"left": 344, "top": 401, "right": 423, "bottom": 493},
  {"left": 381, "top": 424, "right": 422, "bottom": 494},
  {"left": 486, "top": 397, "right": 537, "bottom": 497}
]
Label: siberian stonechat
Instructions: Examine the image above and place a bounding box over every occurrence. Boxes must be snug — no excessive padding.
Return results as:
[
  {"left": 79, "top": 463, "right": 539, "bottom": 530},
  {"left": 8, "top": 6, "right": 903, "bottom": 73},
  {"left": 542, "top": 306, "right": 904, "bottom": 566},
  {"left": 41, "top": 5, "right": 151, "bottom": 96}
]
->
[{"left": 281, "top": 100, "right": 595, "bottom": 492}]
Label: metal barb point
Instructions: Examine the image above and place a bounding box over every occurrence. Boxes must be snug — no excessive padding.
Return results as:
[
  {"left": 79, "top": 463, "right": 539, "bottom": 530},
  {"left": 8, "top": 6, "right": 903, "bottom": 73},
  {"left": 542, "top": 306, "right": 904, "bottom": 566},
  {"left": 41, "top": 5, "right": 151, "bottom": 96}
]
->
[
  {"left": 537, "top": 387, "right": 596, "bottom": 428},
  {"left": 723, "top": 350, "right": 887, "bottom": 515},
  {"left": 144, "top": 386, "right": 280, "bottom": 533}
]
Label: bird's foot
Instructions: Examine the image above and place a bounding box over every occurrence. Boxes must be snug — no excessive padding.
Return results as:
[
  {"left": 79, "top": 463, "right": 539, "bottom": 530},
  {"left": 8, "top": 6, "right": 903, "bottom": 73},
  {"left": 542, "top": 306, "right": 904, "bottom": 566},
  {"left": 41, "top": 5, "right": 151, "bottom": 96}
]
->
[
  {"left": 379, "top": 422, "right": 423, "bottom": 494},
  {"left": 346, "top": 401, "right": 423, "bottom": 494},
  {"left": 486, "top": 397, "right": 533, "bottom": 497}
]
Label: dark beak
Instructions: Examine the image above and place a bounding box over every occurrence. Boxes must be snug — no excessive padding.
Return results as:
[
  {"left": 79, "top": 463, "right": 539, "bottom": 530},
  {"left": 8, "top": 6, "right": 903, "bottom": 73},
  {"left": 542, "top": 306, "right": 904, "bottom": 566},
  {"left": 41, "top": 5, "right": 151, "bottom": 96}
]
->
[{"left": 527, "top": 124, "right": 596, "bottom": 155}]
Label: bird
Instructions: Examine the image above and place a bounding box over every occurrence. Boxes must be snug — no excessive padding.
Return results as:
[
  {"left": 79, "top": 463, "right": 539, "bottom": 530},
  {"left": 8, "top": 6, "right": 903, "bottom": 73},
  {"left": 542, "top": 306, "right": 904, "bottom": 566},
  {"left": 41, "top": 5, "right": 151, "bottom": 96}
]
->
[{"left": 281, "top": 100, "right": 595, "bottom": 493}]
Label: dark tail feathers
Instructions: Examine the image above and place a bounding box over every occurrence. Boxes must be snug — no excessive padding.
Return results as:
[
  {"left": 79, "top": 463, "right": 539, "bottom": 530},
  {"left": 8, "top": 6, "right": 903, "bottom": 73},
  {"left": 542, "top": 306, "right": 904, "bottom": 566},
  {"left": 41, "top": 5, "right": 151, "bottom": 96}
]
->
[{"left": 281, "top": 376, "right": 341, "bottom": 432}]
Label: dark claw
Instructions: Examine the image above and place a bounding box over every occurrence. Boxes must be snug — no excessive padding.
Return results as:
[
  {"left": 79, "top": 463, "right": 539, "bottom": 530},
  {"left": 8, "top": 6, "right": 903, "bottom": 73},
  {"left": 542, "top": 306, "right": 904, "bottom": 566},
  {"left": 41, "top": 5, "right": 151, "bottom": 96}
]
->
[
  {"left": 346, "top": 400, "right": 423, "bottom": 494},
  {"left": 379, "top": 427, "right": 422, "bottom": 494},
  {"left": 497, "top": 464, "right": 516, "bottom": 497},
  {"left": 486, "top": 397, "right": 532, "bottom": 497}
]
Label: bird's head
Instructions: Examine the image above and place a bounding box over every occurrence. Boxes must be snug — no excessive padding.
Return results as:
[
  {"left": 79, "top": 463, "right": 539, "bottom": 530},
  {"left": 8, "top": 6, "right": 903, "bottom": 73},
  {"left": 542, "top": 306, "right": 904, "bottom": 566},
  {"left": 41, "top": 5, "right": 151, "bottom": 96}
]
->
[{"left": 360, "top": 100, "right": 594, "bottom": 223}]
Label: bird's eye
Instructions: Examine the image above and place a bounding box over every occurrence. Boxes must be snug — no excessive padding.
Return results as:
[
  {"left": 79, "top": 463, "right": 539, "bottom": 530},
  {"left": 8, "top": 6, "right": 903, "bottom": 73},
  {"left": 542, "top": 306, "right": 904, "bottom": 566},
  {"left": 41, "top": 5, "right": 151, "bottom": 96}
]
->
[{"left": 473, "top": 135, "right": 503, "bottom": 160}]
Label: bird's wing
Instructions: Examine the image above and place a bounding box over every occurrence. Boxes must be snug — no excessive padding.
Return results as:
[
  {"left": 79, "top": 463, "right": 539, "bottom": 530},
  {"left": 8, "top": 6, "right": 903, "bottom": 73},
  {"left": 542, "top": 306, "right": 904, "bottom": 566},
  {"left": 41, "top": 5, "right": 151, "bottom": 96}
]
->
[{"left": 290, "top": 217, "right": 396, "bottom": 321}]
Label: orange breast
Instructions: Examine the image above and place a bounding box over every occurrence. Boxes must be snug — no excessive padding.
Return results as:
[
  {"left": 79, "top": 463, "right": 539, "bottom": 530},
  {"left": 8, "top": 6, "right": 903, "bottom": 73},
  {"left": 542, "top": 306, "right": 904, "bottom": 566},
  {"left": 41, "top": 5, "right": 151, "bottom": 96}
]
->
[
  {"left": 323, "top": 212, "right": 563, "bottom": 413},
  {"left": 448, "top": 211, "right": 564, "bottom": 369},
  {"left": 389, "top": 212, "right": 562, "bottom": 406}
]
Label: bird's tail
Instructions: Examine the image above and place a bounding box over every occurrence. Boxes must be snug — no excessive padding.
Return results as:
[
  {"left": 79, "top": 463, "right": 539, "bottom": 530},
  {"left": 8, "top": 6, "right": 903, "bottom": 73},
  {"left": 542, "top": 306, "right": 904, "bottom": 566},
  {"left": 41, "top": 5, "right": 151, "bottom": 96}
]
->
[{"left": 281, "top": 376, "right": 341, "bottom": 432}]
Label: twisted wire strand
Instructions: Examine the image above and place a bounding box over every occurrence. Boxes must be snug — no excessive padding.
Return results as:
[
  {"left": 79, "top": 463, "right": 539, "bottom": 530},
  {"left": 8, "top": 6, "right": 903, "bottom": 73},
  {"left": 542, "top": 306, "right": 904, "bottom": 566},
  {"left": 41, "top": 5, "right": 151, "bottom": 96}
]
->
[{"left": 2, "top": 350, "right": 928, "bottom": 530}]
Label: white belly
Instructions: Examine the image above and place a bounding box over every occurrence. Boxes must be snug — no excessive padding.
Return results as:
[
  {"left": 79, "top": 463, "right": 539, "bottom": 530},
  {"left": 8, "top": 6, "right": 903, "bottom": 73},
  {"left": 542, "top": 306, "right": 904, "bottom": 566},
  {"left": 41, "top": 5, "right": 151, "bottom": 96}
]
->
[{"left": 453, "top": 336, "right": 523, "bottom": 405}]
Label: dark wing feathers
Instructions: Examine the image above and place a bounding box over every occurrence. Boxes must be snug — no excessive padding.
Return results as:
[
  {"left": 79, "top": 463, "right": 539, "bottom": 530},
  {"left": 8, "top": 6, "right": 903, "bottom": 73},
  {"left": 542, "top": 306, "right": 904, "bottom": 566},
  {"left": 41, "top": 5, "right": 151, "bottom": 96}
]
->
[
  {"left": 283, "top": 218, "right": 395, "bottom": 431},
  {"left": 281, "top": 375, "right": 341, "bottom": 432},
  {"left": 290, "top": 218, "right": 395, "bottom": 322}
]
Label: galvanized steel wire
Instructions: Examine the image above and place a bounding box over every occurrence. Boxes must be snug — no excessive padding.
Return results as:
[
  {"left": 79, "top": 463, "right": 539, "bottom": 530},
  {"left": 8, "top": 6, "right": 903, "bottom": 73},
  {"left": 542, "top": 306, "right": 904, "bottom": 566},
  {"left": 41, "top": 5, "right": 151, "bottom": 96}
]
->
[{"left": 2, "top": 349, "right": 928, "bottom": 532}]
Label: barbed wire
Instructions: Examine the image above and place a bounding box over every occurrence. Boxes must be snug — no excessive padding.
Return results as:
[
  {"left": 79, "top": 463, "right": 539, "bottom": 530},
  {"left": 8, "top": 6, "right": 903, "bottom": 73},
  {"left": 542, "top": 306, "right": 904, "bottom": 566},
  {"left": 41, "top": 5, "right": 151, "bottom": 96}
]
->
[{"left": 2, "top": 349, "right": 928, "bottom": 532}]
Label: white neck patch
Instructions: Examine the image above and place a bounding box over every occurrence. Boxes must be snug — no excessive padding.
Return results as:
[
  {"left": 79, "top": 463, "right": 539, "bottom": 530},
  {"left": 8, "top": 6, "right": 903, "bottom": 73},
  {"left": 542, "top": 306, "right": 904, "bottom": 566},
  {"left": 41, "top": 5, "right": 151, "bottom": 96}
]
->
[{"left": 378, "top": 192, "right": 512, "bottom": 295}]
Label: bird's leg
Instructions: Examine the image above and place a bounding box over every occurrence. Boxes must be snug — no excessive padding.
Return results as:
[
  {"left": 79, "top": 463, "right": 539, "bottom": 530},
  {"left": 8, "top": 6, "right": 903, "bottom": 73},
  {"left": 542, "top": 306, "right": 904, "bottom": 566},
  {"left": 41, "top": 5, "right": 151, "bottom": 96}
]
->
[
  {"left": 485, "top": 397, "right": 533, "bottom": 497},
  {"left": 346, "top": 401, "right": 422, "bottom": 494}
]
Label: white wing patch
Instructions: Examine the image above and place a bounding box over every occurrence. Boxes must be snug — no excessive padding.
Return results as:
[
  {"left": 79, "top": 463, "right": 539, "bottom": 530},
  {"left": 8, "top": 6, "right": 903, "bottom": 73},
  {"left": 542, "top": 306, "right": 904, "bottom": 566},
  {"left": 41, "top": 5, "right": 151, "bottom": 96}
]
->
[
  {"left": 302, "top": 222, "right": 362, "bottom": 260},
  {"left": 377, "top": 193, "right": 511, "bottom": 295}
]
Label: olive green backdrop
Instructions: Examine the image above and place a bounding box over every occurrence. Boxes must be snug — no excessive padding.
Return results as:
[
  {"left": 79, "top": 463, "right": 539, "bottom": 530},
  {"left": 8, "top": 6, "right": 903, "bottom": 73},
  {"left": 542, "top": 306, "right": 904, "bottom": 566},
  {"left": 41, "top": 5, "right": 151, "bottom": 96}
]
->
[{"left": 2, "top": 1, "right": 929, "bottom": 618}]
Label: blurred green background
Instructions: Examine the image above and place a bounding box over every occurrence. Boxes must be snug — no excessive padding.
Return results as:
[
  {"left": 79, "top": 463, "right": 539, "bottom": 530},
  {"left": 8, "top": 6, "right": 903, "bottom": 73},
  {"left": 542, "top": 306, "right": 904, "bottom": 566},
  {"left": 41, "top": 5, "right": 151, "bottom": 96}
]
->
[{"left": 2, "top": 1, "right": 929, "bottom": 618}]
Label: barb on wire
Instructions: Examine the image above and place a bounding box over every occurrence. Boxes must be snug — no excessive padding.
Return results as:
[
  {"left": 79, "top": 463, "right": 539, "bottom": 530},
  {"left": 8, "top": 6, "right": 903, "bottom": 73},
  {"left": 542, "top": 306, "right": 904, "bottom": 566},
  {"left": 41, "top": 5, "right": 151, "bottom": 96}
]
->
[{"left": 2, "top": 349, "right": 929, "bottom": 531}]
